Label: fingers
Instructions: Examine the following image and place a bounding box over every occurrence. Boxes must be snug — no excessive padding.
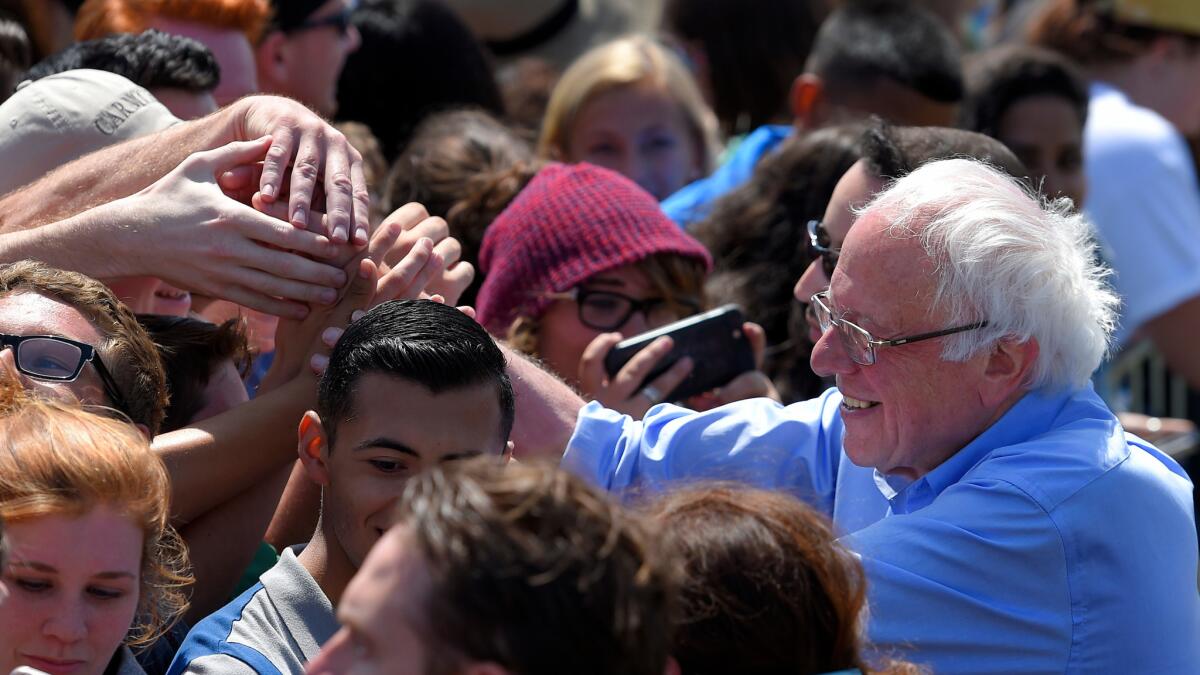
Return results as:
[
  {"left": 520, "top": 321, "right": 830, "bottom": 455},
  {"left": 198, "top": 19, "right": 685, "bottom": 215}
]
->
[
  {"left": 323, "top": 140, "right": 354, "bottom": 246},
  {"left": 258, "top": 126, "right": 297, "bottom": 202},
  {"left": 349, "top": 155, "right": 370, "bottom": 245},
  {"left": 578, "top": 332, "right": 625, "bottom": 395},
  {"left": 288, "top": 135, "right": 326, "bottom": 238},
  {"left": 426, "top": 261, "right": 474, "bottom": 306},
  {"left": 237, "top": 240, "right": 348, "bottom": 289},
  {"left": 609, "top": 336, "right": 676, "bottom": 394},
  {"left": 225, "top": 266, "right": 341, "bottom": 312},
  {"left": 368, "top": 203, "right": 430, "bottom": 262},
  {"left": 210, "top": 283, "right": 309, "bottom": 320},
  {"left": 641, "top": 357, "right": 694, "bottom": 403},
  {"left": 457, "top": 306, "right": 476, "bottom": 320},
  {"left": 744, "top": 321, "right": 767, "bottom": 369},
  {"left": 374, "top": 238, "right": 442, "bottom": 304},
  {"left": 190, "top": 136, "right": 272, "bottom": 176}
]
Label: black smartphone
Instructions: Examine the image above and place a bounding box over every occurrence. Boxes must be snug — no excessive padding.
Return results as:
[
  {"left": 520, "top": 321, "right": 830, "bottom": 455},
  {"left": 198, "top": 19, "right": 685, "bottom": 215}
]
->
[{"left": 603, "top": 304, "right": 755, "bottom": 402}]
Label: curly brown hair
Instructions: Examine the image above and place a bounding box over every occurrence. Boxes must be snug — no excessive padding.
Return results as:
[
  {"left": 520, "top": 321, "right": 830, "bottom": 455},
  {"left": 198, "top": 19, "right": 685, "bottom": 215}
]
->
[{"left": 0, "top": 376, "right": 192, "bottom": 648}]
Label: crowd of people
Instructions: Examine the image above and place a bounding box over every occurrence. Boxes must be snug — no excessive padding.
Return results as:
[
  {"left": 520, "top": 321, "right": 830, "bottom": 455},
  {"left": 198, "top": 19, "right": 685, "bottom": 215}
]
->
[{"left": 0, "top": 0, "right": 1197, "bottom": 673}]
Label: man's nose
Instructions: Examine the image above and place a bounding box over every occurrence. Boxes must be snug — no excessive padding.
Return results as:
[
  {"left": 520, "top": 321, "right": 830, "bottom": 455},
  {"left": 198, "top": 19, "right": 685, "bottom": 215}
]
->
[{"left": 809, "top": 325, "right": 857, "bottom": 377}]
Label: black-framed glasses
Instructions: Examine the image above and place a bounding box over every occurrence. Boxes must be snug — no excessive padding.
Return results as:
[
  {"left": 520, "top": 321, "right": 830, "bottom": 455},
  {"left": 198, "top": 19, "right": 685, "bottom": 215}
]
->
[
  {"left": 808, "top": 220, "right": 839, "bottom": 279},
  {"left": 809, "top": 292, "right": 988, "bottom": 366},
  {"left": 551, "top": 288, "right": 701, "bottom": 332},
  {"left": 0, "top": 333, "right": 129, "bottom": 414},
  {"left": 288, "top": 0, "right": 357, "bottom": 35}
]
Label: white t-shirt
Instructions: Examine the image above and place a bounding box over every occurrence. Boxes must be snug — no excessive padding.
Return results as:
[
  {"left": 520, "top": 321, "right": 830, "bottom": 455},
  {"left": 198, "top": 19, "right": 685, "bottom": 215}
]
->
[{"left": 1084, "top": 82, "right": 1200, "bottom": 346}]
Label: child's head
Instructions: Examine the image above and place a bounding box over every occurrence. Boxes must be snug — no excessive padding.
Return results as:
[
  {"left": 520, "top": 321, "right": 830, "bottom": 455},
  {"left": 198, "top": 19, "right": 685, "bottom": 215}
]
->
[{"left": 539, "top": 36, "right": 719, "bottom": 200}]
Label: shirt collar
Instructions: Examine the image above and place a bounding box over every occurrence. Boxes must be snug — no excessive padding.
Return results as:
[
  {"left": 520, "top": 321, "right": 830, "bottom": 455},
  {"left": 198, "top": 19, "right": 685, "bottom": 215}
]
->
[
  {"left": 260, "top": 545, "right": 341, "bottom": 661},
  {"left": 877, "top": 387, "right": 1074, "bottom": 513}
]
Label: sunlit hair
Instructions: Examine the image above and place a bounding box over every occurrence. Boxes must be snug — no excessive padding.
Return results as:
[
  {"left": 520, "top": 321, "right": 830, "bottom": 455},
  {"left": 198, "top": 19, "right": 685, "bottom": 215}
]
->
[
  {"left": 538, "top": 36, "right": 720, "bottom": 174},
  {"left": 648, "top": 485, "right": 922, "bottom": 675},
  {"left": 0, "top": 377, "right": 191, "bottom": 648},
  {"left": 75, "top": 0, "right": 271, "bottom": 44},
  {"left": 861, "top": 158, "right": 1118, "bottom": 390}
]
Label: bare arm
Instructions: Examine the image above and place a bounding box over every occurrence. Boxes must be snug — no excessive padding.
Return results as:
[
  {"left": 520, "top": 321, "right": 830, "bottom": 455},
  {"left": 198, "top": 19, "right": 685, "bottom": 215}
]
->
[{"left": 500, "top": 342, "right": 586, "bottom": 460}]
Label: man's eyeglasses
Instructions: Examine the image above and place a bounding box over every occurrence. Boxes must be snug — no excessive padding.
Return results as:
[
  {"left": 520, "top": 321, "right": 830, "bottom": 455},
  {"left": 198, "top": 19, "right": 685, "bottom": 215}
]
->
[
  {"left": 808, "top": 220, "right": 839, "bottom": 279},
  {"left": 288, "top": 0, "right": 357, "bottom": 36},
  {"left": 0, "top": 333, "right": 129, "bottom": 414},
  {"left": 551, "top": 288, "right": 701, "bottom": 332},
  {"left": 809, "top": 292, "right": 989, "bottom": 366}
]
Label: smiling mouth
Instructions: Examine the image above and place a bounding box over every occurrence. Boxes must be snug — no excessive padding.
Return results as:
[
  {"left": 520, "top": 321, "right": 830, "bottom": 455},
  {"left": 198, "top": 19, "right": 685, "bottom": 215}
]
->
[{"left": 842, "top": 394, "right": 880, "bottom": 411}]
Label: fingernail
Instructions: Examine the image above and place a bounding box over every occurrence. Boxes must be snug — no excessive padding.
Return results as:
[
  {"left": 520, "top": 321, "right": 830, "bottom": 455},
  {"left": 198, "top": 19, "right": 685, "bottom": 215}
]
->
[
  {"left": 333, "top": 270, "right": 347, "bottom": 285},
  {"left": 321, "top": 327, "right": 342, "bottom": 345},
  {"left": 320, "top": 288, "right": 337, "bottom": 305},
  {"left": 262, "top": 184, "right": 275, "bottom": 198},
  {"left": 293, "top": 204, "right": 306, "bottom": 224},
  {"left": 351, "top": 310, "right": 366, "bottom": 322},
  {"left": 310, "top": 353, "right": 329, "bottom": 372}
]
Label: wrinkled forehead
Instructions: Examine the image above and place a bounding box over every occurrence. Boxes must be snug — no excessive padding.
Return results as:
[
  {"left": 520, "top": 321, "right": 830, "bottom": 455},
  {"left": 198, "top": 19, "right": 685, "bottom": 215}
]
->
[
  {"left": 833, "top": 210, "right": 942, "bottom": 320},
  {"left": 0, "top": 290, "right": 106, "bottom": 347}
]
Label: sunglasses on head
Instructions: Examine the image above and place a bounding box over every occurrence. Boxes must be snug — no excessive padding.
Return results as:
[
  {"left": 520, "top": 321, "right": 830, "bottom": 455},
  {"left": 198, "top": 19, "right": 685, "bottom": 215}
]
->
[{"left": 807, "top": 220, "right": 839, "bottom": 279}]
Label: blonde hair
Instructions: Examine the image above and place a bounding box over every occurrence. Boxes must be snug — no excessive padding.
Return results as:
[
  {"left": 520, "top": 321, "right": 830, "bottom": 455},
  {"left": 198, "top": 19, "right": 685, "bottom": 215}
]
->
[
  {"left": 0, "top": 378, "right": 191, "bottom": 648},
  {"left": 538, "top": 36, "right": 720, "bottom": 174}
]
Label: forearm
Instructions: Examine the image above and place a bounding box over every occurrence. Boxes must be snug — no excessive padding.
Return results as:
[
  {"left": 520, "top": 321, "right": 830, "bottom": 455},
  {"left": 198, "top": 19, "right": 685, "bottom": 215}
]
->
[
  {"left": 153, "top": 373, "right": 315, "bottom": 522},
  {"left": 501, "top": 341, "right": 585, "bottom": 460},
  {"left": 0, "top": 200, "right": 138, "bottom": 278},
  {"left": 0, "top": 104, "right": 236, "bottom": 232}
]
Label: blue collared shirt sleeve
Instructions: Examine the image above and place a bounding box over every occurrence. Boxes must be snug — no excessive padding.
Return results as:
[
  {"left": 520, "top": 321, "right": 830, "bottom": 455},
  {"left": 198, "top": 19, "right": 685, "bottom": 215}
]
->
[{"left": 562, "top": 389, "right": 846, "bottom": 513}]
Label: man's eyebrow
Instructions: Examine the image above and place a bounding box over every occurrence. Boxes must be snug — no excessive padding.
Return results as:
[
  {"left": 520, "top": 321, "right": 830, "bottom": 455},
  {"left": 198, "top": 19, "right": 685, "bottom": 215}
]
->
[
  {"left": 439, "top": 450, "right": 483, "bottom": 463},
  {"left": 352, "top": 438, "right": 419, "bottom": 457},
  {"left": 9, "top": 560, "right": 55, "bottom": 573}
]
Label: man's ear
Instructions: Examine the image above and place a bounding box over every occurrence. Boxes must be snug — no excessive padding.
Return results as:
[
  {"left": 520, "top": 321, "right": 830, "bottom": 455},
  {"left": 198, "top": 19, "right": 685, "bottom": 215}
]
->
[
  {"left": 790, "top": 73, "right": 824, "bottom": 130},
  {"left": 254, "top": 30, "right": 290, "bottom": 81},
  {"left": 501, "top": 440, "right": 515, "bottom": 464},
  {"left": 298, "top": 410, "right": 332, "bottom": 486},
  {"left": 981, "top": 336, "right": 1039, "bottom": 407}
]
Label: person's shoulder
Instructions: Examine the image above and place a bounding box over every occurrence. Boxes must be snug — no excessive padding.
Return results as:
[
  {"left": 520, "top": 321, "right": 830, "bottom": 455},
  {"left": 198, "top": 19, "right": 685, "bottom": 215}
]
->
[
  {"left": 167, "top": 582, "right": 285, "bottom": 675},
  {"left": 1086, "top": 89, "right": 1188, "bottom": 161}
]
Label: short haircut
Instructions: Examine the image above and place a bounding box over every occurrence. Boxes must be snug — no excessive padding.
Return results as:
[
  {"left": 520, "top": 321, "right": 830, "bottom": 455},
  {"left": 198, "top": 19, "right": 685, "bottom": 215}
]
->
[
  {"left": 74, "top": 0, "right": 271, "bottom": 44},
  {"left": 649, "top": 485, "right": 921, "bottom": 675},
  {"left": 392, "top": 458, "right": 676, "bottom": 675},
  {"left": 863, "top": 158, "right": 1118, "bottom": 390},
  {"left": 0, "top": 375, "right": 190, "bottom": 647},
  {"left": 538, "top": 36, "right": 720, "bottom": 176},
  {"left": 961, "top": 44, "right": 1090, "bottom": 138},
  {"left": 317, "top": 299, "right": 515, "bottom": 445},
  {"left": 25, "top": 28, "right": 219, "bottom": 93},
  {"left": 336, "top": 0, "right": 505, "bottom": 160},
  {"left": 0, "top": 261, "right": 168, "bottom": 434},
  {"left": 137, "top": 314, "right": 250, "bottom": 432},
  {"left": 663, "top": 0, "right": 820, "bottom": 135},
  {"left": 806, "top": 0, "right": 963, "bottom": 104},
  {"left": 860, "top": 121, "right": 1030, "bottom": 183}
]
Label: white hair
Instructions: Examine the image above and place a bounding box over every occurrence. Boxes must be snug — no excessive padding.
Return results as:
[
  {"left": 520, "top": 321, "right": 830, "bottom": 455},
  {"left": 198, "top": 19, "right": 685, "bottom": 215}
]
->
[{"left": 860, "top": 158, "right": 1118, "bottom": 391}]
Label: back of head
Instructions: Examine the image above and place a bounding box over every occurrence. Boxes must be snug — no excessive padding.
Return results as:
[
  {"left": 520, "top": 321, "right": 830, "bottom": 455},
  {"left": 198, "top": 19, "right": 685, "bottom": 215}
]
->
[
  {"left": 0, "top": 261, "right": 167, "bottom": 434},
  {"left": 317, "top": 299, "right": 514, "bottom": 444},
  {"left": 336, "top": 0, "right": 504, "bottom": 160},
  {"left": 25, "top": 28, "right": 219, "bottom": 93},
  {"left": 137, "top": 314, "right": 249, "bottom": 432},
  {"left": 664, "top": 0, "right": 821, "bottom": 135},
  {"left": 1029, "top": 0, "right": 1200, "bottom": 65},
  {"left": 649, "top": 486, "right": 875, "bottom": 674},
  {"left": 0, "top": 68, "right": 179, "bottom": 195},
  {"left": 74, "top": 0, "right": 271, "bottom": 43},
  {"left": 806, "top": 0, "right": 963, "bottom": 105},
  {"left": 0, "top": 16, "right": 30, "bottom": 101},
  {"left": 538, "top": 35, "right": 719, "bottom": 173},
  {"left": 862, "top": 158, "right": 1118, "bottom": 391},
  {"left": 860, "top": 121, "right": 1030, "bottom": 183},
  {"left": 394, "top": 457, "right": 674, "bottom": 675},
  {"left": 961, "top": 44, "right": 1089, "bottom": 138},
  {"left": 475, "top": 162, "right": 712, "bottom": 334},
  {"left": 0, "top": 376, "right": 189, "bottom": 647}
]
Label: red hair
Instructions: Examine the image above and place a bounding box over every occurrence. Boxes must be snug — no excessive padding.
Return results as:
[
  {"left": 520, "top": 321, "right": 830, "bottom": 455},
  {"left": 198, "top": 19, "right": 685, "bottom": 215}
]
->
[{"left": 75, "top": 0, "right": 271, "bottom": 44}]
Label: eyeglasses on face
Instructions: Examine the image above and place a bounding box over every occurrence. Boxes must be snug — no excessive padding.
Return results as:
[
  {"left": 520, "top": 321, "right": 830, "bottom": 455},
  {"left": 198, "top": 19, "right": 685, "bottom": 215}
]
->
[
  {"left": 807, "top": 220, "right": 839, "bottom": 280},
  {"left": 0, "top": 333, "right": 129, "bottom": 414},
  {"left": 809, "top": 291, "right": 989, "bottom": 366},
  {"left": 550, "top": 287, "right": 701, "bottom": 332},
  {"left": 289, "top": 0, "right": 357, "bottom": 36}
]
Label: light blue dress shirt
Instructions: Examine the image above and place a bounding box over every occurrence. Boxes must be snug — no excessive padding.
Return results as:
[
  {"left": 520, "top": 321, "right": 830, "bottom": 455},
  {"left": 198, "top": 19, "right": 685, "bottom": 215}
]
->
[{"left": 563, "top": 386, "right": 1200, "bottom": 674}]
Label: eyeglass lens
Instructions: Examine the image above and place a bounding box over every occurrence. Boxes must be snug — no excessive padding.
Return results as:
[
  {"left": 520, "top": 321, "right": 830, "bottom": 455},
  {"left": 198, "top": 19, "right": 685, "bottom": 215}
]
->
[
  {"left": 15, "top": 337, "right": 85, "bottom": 379},
  {"left": 578, "top": 291, "right": 690, "bottom": 331},
  {"left": 812, "top": 294, "right": 876, "bottom": 365}
]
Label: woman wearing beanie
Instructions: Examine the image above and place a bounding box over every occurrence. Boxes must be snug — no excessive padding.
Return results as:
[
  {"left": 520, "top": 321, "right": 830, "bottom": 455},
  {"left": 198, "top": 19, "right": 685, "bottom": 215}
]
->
[{"left": 477, "top": 162, "right": 777, "bottom": 418}]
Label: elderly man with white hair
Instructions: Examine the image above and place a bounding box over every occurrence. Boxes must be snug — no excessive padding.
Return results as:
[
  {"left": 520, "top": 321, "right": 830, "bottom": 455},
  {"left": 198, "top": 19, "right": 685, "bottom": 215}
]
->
[{"left": 501, "top": 158, "right": 1200, "bottom": 673}]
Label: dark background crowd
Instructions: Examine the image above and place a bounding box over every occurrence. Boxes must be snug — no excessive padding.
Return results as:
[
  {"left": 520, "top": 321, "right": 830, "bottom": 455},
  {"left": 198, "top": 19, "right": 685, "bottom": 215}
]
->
[{"left": 0, "top": 0, "right": 1198, "bottom": 674}]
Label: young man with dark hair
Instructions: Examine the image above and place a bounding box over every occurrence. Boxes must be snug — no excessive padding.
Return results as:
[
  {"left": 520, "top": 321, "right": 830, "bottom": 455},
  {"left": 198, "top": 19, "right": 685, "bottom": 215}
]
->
[
  {"left": 306, "top": 458, "right": 677, "bottom": 675},
  {"left": 170, "top": 299, "right": 516, "bottom": 675},
  {"left": 25, "top": 28, "right": 221, "bottom": 118},
  {"left": 663, "top": 0, "right": 964, "bottom": 227}
]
